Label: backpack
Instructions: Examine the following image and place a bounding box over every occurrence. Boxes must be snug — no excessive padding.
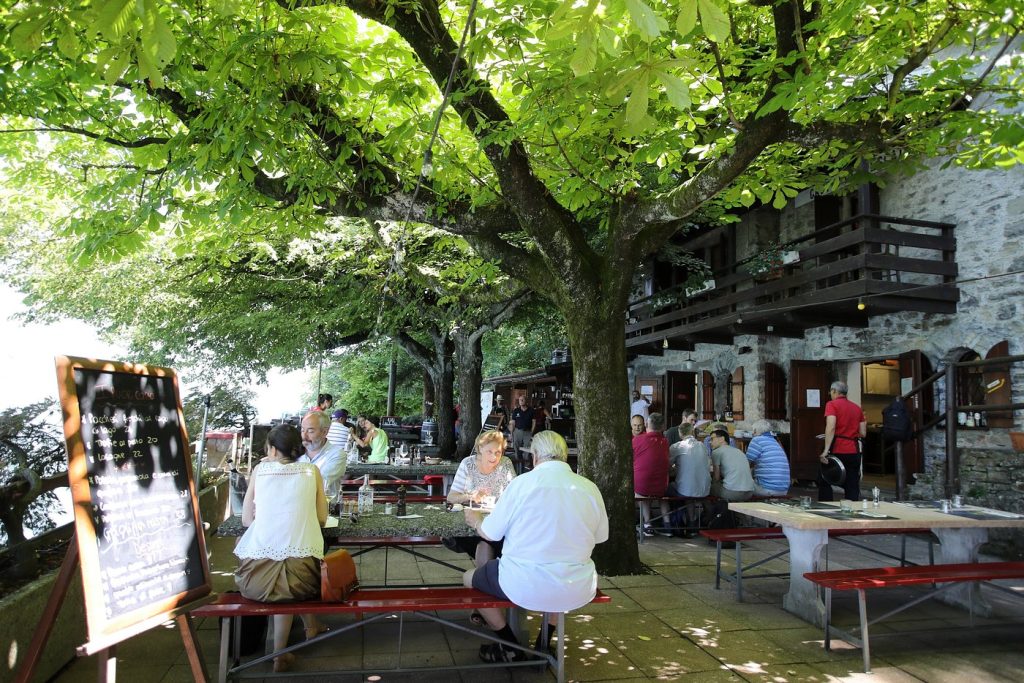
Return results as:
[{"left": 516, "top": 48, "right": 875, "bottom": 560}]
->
[
  {"left": 882, "top": 398, "right": 913, "bottom": 442},
  {"left": 704, "top": 499, "right": 737, "bottom": 530}
]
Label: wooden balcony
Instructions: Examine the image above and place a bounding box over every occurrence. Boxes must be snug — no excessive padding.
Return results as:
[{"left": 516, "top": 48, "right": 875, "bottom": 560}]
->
[{"left": 626, "top": 214, "right": 958, "bottom": 355}]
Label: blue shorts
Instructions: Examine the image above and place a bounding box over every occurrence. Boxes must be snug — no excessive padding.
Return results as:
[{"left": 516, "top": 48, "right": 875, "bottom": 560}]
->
[{"left": 471, "top": 558, "right": 510, "bottom": 600}]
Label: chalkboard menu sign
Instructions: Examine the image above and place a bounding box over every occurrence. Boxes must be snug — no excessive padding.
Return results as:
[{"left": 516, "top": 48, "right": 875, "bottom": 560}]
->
[{"left": 55, "top": 357, "right": 211, "bottom": 646}]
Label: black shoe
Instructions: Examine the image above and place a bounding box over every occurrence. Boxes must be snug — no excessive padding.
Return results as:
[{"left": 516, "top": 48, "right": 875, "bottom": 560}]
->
[{"left": 479, "top": 642, "right": 531, "bottom": 663}]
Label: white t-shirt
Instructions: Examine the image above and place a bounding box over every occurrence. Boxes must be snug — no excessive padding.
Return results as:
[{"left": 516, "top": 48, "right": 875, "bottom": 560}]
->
[
  {"left": 630, "top": 398, "right": 650, "bottom": 420},
  {"left": 298, "top": 442, "right": 347, "bottom": 493},
  {"left": 480, "top": 460, "right": 609, "bottom": 612}
]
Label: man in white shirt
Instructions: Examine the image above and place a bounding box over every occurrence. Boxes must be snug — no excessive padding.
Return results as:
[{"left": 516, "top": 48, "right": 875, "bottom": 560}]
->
[
  {"left": 463, "top": 431, "right": 609, "bottom": 662},
  {"left": 298, "top": 411, "right": 346, "bottom": 496},
  {"left": 630, "top": 390, "right": 650, "bottom": 420}
]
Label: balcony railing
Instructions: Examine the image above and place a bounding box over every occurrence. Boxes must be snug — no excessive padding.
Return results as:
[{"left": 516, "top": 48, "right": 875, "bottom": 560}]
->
[{"left": 626, "top": 214, "right": 958, "bottom": 352}]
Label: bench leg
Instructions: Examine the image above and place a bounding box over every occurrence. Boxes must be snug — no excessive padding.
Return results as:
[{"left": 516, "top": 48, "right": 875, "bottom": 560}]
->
[
  {"left": 735, "top": 543, "right": 743, "bottom": 602},
  {"left": 858, "top": 588, "right": 871, "bottom": 674},
  {"left": 714, "top": 542, "right": 723, "bottom": 590},
  {"left": 218, "top": 618, "right": 231, "bottom": 683},
  {"left": 556, "top": 613, "right": 566, "bottom": 683},
  {"left": 823, "top": 587, "right": 832, "bottom": 652}
]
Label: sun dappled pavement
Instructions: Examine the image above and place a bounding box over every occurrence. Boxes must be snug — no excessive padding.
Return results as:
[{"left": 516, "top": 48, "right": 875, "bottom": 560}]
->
[{"left": 49, "top": 531, "right": 1024, "bottom": 682}]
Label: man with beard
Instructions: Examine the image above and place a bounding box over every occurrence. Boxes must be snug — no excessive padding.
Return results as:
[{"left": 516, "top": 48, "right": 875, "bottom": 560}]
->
[{"left": 298, "top": 410, "right": 346, "bottom": 495}]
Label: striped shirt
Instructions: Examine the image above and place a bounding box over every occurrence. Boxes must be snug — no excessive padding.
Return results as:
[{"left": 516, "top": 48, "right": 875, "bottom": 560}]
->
[{"left": 745, "top": 434, "right": 790, "bottom": 493}]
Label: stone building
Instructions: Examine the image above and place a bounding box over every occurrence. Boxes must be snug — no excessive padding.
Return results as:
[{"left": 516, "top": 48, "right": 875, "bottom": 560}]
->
[{"left": 625, "top": 159, "right": 1024, "bottom": 556}]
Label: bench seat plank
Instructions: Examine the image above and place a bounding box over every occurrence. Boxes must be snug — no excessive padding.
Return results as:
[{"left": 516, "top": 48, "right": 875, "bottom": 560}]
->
[
  {"left": 192, "top": 588, "right": 610, "bottom": 683},
  {"left": 805, "top": 560, "right": 1024, "bottom": 591},
  {"left": 803, "top": 561, "right": 1024, "bottom": 673}
]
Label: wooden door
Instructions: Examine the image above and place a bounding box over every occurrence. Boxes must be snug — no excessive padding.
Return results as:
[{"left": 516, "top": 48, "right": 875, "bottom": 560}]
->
[
  {"left": 664, "top": 371, "right": 697, "bottom": 427},
  {"left": 898, "top": 350, "right": 934, "bottom": 478},
  {"left": 634, "top": 376, "right": 663, "bottom": 415},
  {"left": 789, "top": 360, "right": 832, "bottom": 480}
]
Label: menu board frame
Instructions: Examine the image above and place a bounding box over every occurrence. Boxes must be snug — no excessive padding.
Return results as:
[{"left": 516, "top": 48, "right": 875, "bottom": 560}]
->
[{"left": 54, "top": 356, "right": 212, "bottom": 646}]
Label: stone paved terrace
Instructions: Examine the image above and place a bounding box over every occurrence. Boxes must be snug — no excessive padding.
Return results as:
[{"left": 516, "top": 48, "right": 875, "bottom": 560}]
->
[{"left": 50, "top": 527, "right": 1024, "bottom": 682}]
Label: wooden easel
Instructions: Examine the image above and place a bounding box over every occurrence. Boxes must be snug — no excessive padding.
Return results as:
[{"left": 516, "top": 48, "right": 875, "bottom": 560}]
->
[{"left": 14, "top": 536, "right": 211, "bottom": 683}]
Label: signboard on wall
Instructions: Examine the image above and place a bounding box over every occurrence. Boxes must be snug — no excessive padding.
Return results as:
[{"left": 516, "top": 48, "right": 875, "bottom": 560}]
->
[{"left": 54, "top": 356, "right": 211, "bottom": 651}]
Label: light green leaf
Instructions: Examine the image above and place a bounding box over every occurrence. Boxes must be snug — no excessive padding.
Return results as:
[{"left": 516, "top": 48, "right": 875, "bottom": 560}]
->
[
  {"left": 697, "top": 0, "right": 730, "bottom": 43},
  {"left": 12, "top": 17, "right": 48, "bottom": 54},
  {"left": 625, "top": 0, "right": 667, "bottom": 40},
  {"left": 598, "top": 25, "right": 622, "bottom": 58},
  {"left": 56, "top": 27, "right": 82, "bottom": 59},
  {"left": 605, "top": 68, "right": 642, "bottom": 101},
  {"left": 772, "top": 191, "right": 788, "bottom": 209},
  {"left": 570, "top": 28, "right": 598, "bottom": 76},
  {"left": 101, "top": 48, "right": 132, "bottom": 84},
  {"left": 136, "top": 43, "right": 162, "bottom": 86},
  {"left": 676, "top": 0, "right": 698, "bottom": 37},
  {"left": 139, "top": 3, "right": 177, "bottom": 70},
  {"left": 624, "top": 72, "right": 651, "bottom": 136},
  {"left": 657, "top": 71, "right": 692, "bottom": 110},
  {"left": 93, "top": 0, "right": 135, "bottom": 43}
]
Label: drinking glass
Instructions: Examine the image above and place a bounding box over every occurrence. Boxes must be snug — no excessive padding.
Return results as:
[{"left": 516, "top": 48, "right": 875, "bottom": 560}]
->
[
  {"left": 840, "top": 500, "right": 853, "bottom": 514},
  {"left": 799, "top": 496, "right": 812, "bottom": 510}
]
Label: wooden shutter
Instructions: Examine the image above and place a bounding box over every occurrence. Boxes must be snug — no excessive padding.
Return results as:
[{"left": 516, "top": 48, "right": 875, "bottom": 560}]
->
[
  {"left": 730, "top": 367, "right": 745, "bottom": 422},
  {"left": 701, "top": 371, "right": 716, "bottom": 420},
  {"left": 984, "top": 340, "right": 1012, "bottom": 428},
  {"left": 764, "top": 362, "right": 787, "bottom": 420}
]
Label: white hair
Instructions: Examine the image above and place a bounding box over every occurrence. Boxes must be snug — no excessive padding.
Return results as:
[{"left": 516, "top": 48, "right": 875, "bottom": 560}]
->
[
  {"left": 751, "top": 420, "right": 772, "bottom": 436},
  {"left": 531, "top": 430, "right": 568, "bottom": 463}
]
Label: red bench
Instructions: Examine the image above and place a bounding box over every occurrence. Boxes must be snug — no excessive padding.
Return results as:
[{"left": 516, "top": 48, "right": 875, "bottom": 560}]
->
[
  {"left": 805, "top": 561, "right": 1024, "bottom": 673},
  {"left": 701, "top": 527, "right": 937, "bottom": 601},
  {"left": 191, "top": 587, "right": 610, "bottom": 683}
]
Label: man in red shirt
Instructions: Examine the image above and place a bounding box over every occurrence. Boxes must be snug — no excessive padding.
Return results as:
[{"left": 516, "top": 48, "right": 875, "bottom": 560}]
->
[
  {"left": 633, "top": 412, "right": 670, "bottom": 536},
  {"left": 818, "top": 381, "right": 866, "bottom": 501}
]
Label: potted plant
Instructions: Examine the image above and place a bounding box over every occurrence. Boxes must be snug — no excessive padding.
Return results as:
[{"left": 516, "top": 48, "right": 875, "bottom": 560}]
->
[{"left": 746, "top": 242, "right": 784, "bottom": 281}]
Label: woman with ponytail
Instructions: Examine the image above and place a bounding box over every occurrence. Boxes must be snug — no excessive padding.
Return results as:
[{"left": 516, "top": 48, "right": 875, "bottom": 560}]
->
[{"left": 234, "top": 424, "right": 328, "bottom": 672}]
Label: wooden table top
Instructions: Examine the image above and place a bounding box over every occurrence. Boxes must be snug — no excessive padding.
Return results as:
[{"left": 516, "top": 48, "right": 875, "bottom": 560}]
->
[
  {"left": 218, "top": 502, "right": 474, "bottom": 539},
  {"left": 730, "top": 500, "right": 1024, "bottom": 531}
]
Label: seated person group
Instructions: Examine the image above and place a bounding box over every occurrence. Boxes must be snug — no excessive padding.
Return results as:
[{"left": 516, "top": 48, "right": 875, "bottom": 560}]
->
[{"left": 234, "top": 422, "right": 608, "bottom": 670}]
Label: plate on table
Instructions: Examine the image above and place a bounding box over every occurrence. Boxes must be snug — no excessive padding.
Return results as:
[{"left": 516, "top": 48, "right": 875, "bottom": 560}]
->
[{"left": 424, "top": 457, "right": 442, "bottom": 465}]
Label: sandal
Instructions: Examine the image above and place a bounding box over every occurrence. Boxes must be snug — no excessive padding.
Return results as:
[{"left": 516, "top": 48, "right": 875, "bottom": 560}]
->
[{"left": 469, "top": 611, "right": 486, "bottom": 627}]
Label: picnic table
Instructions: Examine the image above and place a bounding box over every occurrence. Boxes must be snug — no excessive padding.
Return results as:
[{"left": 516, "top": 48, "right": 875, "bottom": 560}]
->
[{"left": 729, "top": 499, "right": 1024, "bottom": 626}]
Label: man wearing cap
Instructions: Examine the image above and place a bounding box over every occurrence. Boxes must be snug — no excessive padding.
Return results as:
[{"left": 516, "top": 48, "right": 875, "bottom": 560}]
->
[
  {"left": 327, "top": 409, "right": 354, "bottom": 451},
  {"left": 490, "top": 395, "right": 510, "bottom": 434},
  {"left": 818, "top": 381, "right": 866, "bottom": 501},
  {"left": 299, "top": 410, "right": 346, "bottom": 494}
]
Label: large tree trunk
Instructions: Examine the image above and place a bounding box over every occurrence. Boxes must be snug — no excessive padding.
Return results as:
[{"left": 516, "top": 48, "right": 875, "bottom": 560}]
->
[
  {"left": 394, "top": 333, "right": 455, "bottom": 457},
  {"left": 422, "top": 370, "right": 434, "bottom": 418},
  {"left": 454, "top": 332, "right": 483, "bottom": 461},
  {"left": 429, "top": 336, "right": 457, "bottom": 459},
  {"left": 564, "top": 301, "right": 642, "bottom": 576}
]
